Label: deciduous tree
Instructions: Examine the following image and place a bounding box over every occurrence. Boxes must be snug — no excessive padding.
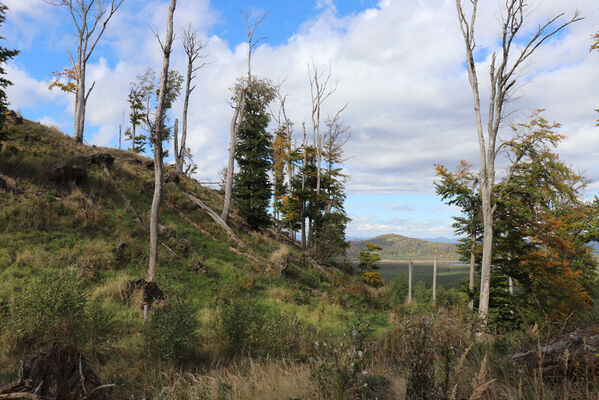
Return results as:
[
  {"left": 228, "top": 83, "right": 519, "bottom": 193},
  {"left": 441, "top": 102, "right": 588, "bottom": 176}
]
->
[
  {"left": 222, "top": 11, "right": 266, "bottom": 221},
  {"left": 47, "top": 0, "right": 124, "bottom": 143},
  {"left": 175, "top": 25, "right": 206, "bottom": 175},
  {"left": 455, "top": 0, "right": 581, "bottom": 323},
  {"left": 146, "top": 0, "right": 176, "bottom": 322}
]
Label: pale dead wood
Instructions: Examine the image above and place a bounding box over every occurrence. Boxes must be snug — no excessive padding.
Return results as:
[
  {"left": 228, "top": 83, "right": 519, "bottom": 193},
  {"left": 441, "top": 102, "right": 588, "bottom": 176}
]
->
[
  {"left": 221, "top": 11, "right": 267, "bottom": 221},
  {"left": 184, "top": 192, "right": 245, "bottom": 247},
  {"left": 166, "top": 202, "right": 257, "bottom": 261},
  {"left": 0, "top": 393, "right": 40, "bottom": 399},
  {"left": 455, "top": 0, "right": 582, "bottom": 322},
  {"left": 80, "top": 384, "right": 116, "bottom": 400}
]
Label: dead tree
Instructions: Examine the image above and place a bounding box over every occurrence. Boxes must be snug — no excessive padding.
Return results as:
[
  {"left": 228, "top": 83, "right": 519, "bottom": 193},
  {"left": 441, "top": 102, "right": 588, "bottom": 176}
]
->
[
  {"left": 175, "top": 25, "right": 206, "bottom": 175},
  {"left": 407, "top": 260, "right": 413, "bottom": 304},
  {"left": 47, "top": 0, "right": 124, "bottom": 143},
  {"left": 432, "top": 242, "right": 438, "bottom": 303},
  {"left": 146, "top": 0, "right": 176, "bottom": 320},
  {"left": 221, "top": 11, "right": 267, "bottom": 221},
  {"left": 308, "top": 62, "right": 336, "bottom": 203},
  {"left": 455, "top": 0, "right": 581, "bottom": 323}
]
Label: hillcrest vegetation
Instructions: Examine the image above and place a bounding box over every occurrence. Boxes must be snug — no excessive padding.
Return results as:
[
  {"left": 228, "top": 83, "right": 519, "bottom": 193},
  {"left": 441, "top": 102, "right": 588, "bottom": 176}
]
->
[{"left": 1, "top": 1, "right": 599, "bottom": 400}]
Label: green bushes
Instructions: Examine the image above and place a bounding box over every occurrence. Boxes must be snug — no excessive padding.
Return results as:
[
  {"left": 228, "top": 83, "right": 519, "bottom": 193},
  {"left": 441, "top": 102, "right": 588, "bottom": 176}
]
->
[
  {"left": 0, "top": 270, "right": 113, "bottom": 351},
  {"left": 144, "top": 298, "right": 198, "bottom": 362},
  {"left": 213, "top": 294, "right": 294, "bottom": 357},
  {"left": 309, "top": 320, "right": 392, "bottom": 400}
]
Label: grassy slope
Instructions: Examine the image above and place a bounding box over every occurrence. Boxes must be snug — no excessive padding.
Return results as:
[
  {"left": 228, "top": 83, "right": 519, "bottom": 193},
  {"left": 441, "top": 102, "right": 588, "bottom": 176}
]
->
[
  {"left": 349, "top": 233, "right": 459, "bottom": 260},
  {"left": 0, "top": 119, "right": 389, "bottom": 396}
]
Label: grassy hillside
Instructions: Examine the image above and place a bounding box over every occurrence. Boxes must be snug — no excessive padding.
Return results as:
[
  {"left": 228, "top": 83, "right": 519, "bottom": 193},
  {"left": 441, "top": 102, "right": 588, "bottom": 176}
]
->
[
  {"left": 0, "top": 117, "right": 390, "bottom": 398},
  {"left": 349, "top": 233, "right": 458, "bottom": 260},
  {"left": 1, "top": 117, "right": 597, "bottom": 400}
]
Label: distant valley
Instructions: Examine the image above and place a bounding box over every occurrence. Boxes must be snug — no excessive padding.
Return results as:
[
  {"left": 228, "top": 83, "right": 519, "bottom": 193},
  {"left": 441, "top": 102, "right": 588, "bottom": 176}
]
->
[{"left": 348, "top": 233, "right": 459, "bottom": 261}]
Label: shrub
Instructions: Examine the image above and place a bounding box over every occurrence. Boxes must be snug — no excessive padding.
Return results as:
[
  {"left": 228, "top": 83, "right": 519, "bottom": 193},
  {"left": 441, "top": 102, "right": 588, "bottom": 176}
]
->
[
  {"left": 360, "top": 271, "right": 384, "bottom": 287},
  {"left": 309, "top": 320, "right": 392, "bottom": 400},
  {"left": 0, "top": 270, "right": 113, "bottom": 351},
  {"left": 213, "top": 295, "right": 293, "bottom": 357},
  {"left": 144, "top": 298, "right": 198, "bottom": 362}
]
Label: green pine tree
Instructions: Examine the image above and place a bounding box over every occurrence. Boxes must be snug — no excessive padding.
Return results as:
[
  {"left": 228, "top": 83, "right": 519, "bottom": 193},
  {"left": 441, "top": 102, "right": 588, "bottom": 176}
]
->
[
  {"left": 0, "top": 3, "right": 19, "bottom": 130},
  {"left": 233, "top": 79, "right": 275, "bottom": 229}
]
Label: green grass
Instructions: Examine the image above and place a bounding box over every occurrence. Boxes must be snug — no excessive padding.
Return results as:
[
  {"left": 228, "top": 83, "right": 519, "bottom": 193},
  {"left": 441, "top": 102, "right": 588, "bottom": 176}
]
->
[{"left": 376, "top": 261, "right": 470, "bottom": 289}]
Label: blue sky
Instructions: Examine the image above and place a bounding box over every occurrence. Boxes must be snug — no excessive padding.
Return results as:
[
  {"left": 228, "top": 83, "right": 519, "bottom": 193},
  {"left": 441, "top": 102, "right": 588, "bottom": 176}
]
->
[{"left": 3, "top": 0, "right": 599, "bottom": 239}]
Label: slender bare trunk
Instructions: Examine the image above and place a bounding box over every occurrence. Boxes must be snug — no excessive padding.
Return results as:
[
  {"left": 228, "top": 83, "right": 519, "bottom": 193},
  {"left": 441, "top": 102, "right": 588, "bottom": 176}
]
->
[
  {"left": 508, "top": 276, "right": 513, "bottom": 295},
  {"left": 74, "top": 62, "right": 85, "bottom": 143},
  {"left": 407, "top": 260, "right": 413, "bottom": 304},
  {"left": 432, "top": 244, "right": 437, "bottom": 303},
  {"left": 173, "top": 118, "right": 179, "bottom": 168},
  {"left": 147, "top": 0, "right": 176, "bottom": 287},
  {"left": 178, "top": 64, "right": 191, "bottom": 174},
  {"left": 468, "top": 230, "right": 476, "bottom": 311},
  {"left": 301, "top": 122, "right": 307, "bottom": 249},
  {"left": 221, "top": 89, "right": 245, "bottom": 220},
  {"left": 118, "top": 124, "right": 122, "bottom": 149}
]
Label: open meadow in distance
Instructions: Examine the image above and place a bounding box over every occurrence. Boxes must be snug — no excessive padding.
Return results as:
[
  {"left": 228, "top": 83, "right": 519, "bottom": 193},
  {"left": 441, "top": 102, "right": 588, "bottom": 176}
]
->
[{"left": 375, "top": 260, "right": 470, "bottom": 288}]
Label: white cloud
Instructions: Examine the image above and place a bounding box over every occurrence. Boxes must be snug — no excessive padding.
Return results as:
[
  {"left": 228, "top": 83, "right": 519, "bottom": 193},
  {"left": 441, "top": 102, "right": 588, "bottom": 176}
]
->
[{"left": 6, "top": 0, "right": 599, "bottom": 200}]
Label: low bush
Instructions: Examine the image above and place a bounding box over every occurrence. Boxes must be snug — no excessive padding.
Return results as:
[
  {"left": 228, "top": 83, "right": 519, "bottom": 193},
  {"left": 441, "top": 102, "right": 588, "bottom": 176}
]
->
[
  {"left": 360, "top": 271, "right": 384, "bottom": 287},
  {"left": 0, "top": 270, "right": 113, "bottom": 351},
  {"left": 213, "top": 294, "right": 294, "bottom": 358},
  {"left": 144, "top": 298, "right": 198, "bottom": 362}
]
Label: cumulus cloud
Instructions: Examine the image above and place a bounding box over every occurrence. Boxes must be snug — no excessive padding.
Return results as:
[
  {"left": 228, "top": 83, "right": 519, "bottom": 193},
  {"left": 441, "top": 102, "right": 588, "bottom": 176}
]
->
[{"left": 4, "top": 0, "right": 599, "bottom": 238}]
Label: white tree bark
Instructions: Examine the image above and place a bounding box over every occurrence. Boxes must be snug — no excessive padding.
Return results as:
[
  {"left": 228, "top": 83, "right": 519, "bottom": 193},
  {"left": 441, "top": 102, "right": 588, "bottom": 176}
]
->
[
  {"left": 177, "top": 27, "right": 206, "bottom": 175},
  {"left": 468, "top": 230, "right": 476, "bottom": 311},
  {"left": 147, "top": 0, "right": 176, "bottom": 285},
  {"left": 221, "top": 12, "right": 266, "bottom": 221},
  {"left": 50, "top": 0, "right": 124, "bottom": 143},
  {"left": 407, "top": 260, "right": 413, "bottom": 304},
  {"left": 432, "top": 243, "right": 437, "bottom": 303},
  {"left": 455, "top": 0, "right": 581, "bottom": 323}
]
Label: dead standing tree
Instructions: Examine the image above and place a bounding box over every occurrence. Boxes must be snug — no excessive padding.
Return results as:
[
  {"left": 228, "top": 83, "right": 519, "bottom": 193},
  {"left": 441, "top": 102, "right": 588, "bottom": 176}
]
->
[
  {"left": 455, "top": 0, "right": 581, "bottom": 323},
  {"left": 47, "top": 0, "right": 124, "bottom": 143},
  {"left": 221, "top": 11, "right": 267, "bottom": 221},
  {"left": 308, "top": 62, "right": 336, "bottom": 205},
  {"left": 174, "top": 25, "right": 207, "bottom": 175},
  {"left": 146, "top": 0, "right": 176, "bottom": 321}
]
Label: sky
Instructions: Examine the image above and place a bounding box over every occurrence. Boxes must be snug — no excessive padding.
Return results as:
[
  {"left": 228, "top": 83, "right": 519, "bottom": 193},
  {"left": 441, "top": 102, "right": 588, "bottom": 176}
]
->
[{"left": 3, "top": 0, "right": 599, "bottom": 240}]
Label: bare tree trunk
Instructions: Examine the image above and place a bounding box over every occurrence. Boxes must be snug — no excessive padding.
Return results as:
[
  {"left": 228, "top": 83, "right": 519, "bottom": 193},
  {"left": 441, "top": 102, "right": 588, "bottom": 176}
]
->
[
  {"left": 468, "top": 230, "right": 476, "bottom": 311},
  {"left": 221, "top": 12, "right": 265, "bottom": 222},
  {"left": 74, "top": 62, "right": 86, "bottom": 143},
  {"left": 455, "top": 0, "right": 580, "bottom": 324},
  {"left": 432, "top": 243, "right": 437, "bottom": 304},
  {"left": 221, "top": 89, "right": 245, "bottom": 220},
  {"left": 118, "top": 124, "right": 122, "bottom": 149},
  {"left": 508, "top": 276, "right": 514, "bottom": 295},
  {"left": 407, "top": 260, "right": 413, "bottom": 304},
  {"left": 131, "top": 123, "right": 136, "bottom": 151},
  {"left": 301, "top": 122, "right": 307, "bottom": 249},
  {"left": 178, "top": 27, "right": 205, "bottom": 175},
  {"left": 172, "top": 118, "right": 179, "bottom": 168},
  {"left": 50, "top": 0, "right": 124, "bottom": 144},
  {"left": 147, "top": 0, "right": 176, "bottom": 291}
]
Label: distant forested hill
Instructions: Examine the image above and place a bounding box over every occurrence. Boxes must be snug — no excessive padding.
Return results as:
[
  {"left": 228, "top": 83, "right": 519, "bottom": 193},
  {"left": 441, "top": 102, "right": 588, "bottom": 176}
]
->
[{"left": 348, "top": 234, "right": 458, "bottom": 260}]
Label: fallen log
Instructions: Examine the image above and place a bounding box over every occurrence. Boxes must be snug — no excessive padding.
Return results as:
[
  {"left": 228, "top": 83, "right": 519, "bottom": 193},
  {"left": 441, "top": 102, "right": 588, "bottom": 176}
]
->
[
  {"left": 183, "top": 192, "right": 245, "bottom": 247},
  {"left": 509, "top": 323, "right": 599, "bottom": 377},
  {"left": 166, "top": 202, "right": 258, "bottom": 262}
]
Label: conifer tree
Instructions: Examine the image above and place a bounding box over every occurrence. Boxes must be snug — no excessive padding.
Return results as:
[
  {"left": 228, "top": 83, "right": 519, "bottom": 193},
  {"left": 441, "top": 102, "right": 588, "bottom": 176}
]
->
[
  {"left": 232, "top": 79, "right": 275, "bottom": 229},
  {"left": 0, "top": 3, "right": 18, "bottom": 129}
]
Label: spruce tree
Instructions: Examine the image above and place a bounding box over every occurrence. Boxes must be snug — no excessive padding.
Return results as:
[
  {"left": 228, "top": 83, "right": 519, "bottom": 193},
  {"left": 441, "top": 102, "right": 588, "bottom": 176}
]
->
[
  {"left": 233, "top": 79, "right": 275, "bottom": 229},
  {"left": 0, "top": 3, "right": 19, "bottom": 130}
]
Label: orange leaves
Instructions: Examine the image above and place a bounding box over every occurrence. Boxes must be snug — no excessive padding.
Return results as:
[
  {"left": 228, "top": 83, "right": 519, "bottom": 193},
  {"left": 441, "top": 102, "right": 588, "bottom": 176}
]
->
[
  {"left": 48, "top": 65, "right": 78, "bottom": 94},
  {"left": 591, "top": 31, "right": 599, "bottom": 53}
]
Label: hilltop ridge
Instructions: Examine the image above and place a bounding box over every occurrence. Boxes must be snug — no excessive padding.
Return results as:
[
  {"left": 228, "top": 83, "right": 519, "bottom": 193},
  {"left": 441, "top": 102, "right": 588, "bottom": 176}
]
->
[{"left": 349, "top": 233, "right": 458, "bottom": 260}]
